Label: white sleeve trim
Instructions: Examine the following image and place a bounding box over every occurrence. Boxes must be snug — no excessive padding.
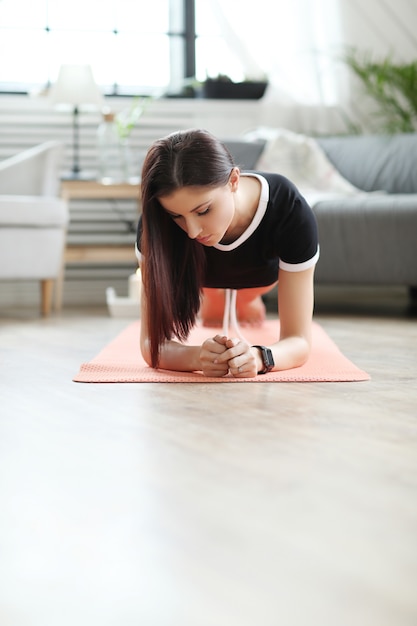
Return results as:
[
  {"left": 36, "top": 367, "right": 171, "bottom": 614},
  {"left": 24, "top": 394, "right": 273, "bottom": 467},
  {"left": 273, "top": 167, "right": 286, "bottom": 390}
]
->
[{"left": 279, "top": 246, "right": 320, "bottom": 272}]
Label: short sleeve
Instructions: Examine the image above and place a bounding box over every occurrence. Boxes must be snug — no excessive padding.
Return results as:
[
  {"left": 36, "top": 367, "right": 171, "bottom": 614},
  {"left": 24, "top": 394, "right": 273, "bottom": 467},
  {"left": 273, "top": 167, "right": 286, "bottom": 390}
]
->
[{"left": 267, "top": 175, "right": 319, "bottom": 271}]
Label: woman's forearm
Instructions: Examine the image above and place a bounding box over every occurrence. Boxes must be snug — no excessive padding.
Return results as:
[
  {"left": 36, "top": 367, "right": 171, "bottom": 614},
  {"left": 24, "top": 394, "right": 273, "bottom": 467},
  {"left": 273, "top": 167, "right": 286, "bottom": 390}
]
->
[
  {"left": 142, "top": 338, "right": 202, "bottom": 372},
  {"left": 269, "top": 335, "right": 311, "bottom": 371}
]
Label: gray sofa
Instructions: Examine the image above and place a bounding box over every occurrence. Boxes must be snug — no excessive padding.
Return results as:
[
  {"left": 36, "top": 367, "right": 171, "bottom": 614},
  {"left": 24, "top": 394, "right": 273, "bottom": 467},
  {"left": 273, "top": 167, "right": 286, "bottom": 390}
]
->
[{"left": 226, "top": 133, "right": 417, "bottom": 298}]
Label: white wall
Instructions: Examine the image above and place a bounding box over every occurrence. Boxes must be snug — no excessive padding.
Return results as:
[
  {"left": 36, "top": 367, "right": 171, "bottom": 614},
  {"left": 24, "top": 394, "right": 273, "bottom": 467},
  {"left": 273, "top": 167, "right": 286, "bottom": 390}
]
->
[{"left": 339, "top": 0, "right": 417, "bottom": 60}]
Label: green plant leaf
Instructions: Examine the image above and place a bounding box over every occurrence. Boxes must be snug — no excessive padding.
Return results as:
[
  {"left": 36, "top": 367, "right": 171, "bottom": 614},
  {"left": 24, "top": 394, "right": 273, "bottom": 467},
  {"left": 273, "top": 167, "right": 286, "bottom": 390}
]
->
[
  {"left": 115, "top": 96, "right": 152, "bottom": 140},
  {"left": 343, "top": 48, "right": 417, "bottom": 133}
]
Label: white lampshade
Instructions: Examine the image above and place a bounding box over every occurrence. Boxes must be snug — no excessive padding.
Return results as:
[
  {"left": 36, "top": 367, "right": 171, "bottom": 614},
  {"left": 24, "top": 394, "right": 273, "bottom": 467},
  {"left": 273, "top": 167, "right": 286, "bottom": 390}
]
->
[{"left": 49, "top": 64, "right": 103, "bottom": 109}]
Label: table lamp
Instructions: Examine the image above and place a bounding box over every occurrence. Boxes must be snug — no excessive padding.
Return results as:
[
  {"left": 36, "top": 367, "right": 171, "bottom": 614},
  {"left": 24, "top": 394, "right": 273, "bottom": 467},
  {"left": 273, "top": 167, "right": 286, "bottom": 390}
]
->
[{"left": 49, "top": 64, "right": 103, "bottom": 178}]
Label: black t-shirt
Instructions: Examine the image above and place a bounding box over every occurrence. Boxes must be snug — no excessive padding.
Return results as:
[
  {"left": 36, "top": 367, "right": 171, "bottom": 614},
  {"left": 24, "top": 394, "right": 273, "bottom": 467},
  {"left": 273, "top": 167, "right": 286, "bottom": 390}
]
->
[{"left": 136, "top": 172, "right": 319, "bottom": 290}]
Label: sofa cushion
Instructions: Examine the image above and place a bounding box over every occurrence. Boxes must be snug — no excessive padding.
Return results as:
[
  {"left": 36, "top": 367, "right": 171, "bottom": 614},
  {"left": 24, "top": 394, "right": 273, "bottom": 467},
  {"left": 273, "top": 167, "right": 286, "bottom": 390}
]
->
[
  {"left": 0, "top": 196, "right": 68, "bottom": 227},
  {"left": 313, "top": 193, "right": 417, "bottom": 284},
  {"left": 317, "top": 134, "right": 417, "bottom": 194},
  {"left": 223, "top": 139, "right": 266, "bottom": 170}
]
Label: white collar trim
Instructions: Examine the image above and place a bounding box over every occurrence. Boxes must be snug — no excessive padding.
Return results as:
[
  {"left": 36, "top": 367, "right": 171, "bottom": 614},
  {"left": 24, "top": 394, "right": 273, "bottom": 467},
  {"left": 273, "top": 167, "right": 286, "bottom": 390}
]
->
[{"left": 214, "top": 173, "right": 269, "bottom": 251}]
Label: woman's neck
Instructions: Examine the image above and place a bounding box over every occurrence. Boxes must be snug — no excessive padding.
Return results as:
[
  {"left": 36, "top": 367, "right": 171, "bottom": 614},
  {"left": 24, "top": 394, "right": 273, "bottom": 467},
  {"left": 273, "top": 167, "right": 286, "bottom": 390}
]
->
[{"left": 223, "top": 175, "right": 261, "bottom": 243}]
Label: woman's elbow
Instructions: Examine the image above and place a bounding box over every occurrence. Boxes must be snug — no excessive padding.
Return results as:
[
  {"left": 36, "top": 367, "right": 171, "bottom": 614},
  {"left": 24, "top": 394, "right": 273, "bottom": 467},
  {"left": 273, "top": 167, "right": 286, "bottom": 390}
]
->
[
  {"left": 140, "top": 337, "right": 153, "bottom": 367},
  {"left": 297, "top": 336, "right": 312, "bottom": 366},
  {"left": 288, "top": 335, "right": 311, "bottom": 369}
]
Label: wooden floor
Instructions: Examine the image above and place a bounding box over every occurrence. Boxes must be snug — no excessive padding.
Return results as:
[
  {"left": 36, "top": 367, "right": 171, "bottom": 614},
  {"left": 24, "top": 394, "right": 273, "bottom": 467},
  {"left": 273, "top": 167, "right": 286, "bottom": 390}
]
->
[{"left": 1, "top": 287, "right": 416, "bottom": 626}]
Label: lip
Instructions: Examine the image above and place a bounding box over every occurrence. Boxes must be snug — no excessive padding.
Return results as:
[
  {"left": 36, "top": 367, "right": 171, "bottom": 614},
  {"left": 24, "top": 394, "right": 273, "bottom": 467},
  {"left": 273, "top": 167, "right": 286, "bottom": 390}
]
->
[{"left": 196, "top": 235, "right": 212, "bottom": 245}]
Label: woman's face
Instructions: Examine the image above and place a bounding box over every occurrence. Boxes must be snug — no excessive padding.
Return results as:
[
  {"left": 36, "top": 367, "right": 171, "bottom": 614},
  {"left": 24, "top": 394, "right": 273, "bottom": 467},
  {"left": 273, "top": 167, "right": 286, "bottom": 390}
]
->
[{"left": 158, "top": 169, "right": 239, "bottom": 246}]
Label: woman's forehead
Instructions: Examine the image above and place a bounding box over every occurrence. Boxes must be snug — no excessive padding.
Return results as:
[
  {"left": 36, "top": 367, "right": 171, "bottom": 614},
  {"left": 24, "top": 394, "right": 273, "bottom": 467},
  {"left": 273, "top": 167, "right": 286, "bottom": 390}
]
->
[{"left": 159, "top": 185, "right": 223, "bottom": 214}]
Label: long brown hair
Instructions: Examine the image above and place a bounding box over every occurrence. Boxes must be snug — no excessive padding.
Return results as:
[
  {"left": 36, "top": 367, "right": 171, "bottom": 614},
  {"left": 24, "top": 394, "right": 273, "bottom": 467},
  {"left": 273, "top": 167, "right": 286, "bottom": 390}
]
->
[{"left": 140, "top": 128, "right": 235, "bottom": 367}]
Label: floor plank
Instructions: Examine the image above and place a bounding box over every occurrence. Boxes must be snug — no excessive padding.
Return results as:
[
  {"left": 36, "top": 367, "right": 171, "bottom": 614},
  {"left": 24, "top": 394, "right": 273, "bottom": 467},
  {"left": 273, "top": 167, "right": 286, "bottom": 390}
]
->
[{"left": 0, "top": 289, "right": 416, "bottom": 626}]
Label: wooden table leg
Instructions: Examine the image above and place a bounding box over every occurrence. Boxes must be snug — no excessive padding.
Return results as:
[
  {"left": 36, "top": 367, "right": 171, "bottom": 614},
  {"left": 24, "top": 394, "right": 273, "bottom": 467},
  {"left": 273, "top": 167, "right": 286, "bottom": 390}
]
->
[{"left": 41, "top": 279, "right": 54, "bottom": 316}]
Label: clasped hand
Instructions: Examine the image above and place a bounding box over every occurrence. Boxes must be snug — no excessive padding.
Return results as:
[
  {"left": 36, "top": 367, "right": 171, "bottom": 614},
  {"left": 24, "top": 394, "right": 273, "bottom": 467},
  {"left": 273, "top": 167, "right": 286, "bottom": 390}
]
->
[{"left": 200, "top": 335, "right": 258, "bottom": 378}]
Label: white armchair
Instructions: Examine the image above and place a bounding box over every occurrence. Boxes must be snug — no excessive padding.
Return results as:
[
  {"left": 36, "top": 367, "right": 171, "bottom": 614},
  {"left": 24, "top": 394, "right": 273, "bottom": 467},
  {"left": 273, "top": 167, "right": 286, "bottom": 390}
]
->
[{"left": 0, "top": 141, "right": 69, "bottom": 315}]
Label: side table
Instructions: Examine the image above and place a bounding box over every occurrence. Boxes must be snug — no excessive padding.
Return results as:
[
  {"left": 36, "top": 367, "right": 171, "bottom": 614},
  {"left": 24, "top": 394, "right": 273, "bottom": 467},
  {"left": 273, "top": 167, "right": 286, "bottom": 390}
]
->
[{"left": 56, "top": 179, "right": 141, "bottom": 310}]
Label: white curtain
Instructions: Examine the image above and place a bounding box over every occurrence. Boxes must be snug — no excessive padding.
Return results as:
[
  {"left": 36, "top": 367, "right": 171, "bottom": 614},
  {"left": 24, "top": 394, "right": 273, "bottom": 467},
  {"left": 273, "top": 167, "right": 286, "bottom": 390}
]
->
[
  {"left": 198, "top": 0, "right": 344, "bottom": 106},
  {"left": 196, "top": 0, "right": 351, "bottom": 134}
]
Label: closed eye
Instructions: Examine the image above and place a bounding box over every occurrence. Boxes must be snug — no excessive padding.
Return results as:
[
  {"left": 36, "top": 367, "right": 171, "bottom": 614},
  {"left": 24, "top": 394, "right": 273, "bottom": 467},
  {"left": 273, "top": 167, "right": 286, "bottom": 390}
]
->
[{"left": 168, "top": 206, "right": 210, "bottom": 220}]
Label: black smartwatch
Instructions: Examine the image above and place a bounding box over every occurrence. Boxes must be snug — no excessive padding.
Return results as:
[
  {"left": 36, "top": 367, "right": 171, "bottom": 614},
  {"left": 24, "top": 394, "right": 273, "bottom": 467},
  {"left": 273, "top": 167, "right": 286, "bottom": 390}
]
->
[{"left": 252, "top": 345, "right": 275, "bottom": 375}]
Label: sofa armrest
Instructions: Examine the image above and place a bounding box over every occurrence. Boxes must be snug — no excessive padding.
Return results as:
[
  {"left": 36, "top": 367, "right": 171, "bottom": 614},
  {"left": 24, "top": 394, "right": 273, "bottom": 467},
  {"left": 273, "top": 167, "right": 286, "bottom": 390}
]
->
[{"left": 0, "top": 141, "right": 65, "bottom": 195}]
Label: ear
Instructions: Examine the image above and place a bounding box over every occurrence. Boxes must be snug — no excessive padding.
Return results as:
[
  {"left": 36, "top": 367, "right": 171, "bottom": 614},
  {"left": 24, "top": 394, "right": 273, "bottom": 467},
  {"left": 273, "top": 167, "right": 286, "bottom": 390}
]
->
[{"left": 229, "top": 167, "right": 240, "bottom": 191}]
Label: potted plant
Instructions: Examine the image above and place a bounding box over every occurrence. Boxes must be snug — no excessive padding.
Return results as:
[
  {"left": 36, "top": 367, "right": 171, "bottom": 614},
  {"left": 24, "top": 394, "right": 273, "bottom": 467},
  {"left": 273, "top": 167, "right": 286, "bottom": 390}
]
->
[
  {"left": 202, "top": 74, "right": 268, "bottom": 100},
  {"left": 97, "top": 96, "right": 152, "bottom": 182}
]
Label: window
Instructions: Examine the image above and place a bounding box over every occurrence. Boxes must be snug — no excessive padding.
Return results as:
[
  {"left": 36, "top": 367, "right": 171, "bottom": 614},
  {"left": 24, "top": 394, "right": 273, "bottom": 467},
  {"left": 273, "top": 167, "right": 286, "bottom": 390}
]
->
[
  {"left": 0, "top": 0, "right": 186, "bottom": 95},
  {"left": 195, "top": 1, "right": 248, "bottom": 83}
]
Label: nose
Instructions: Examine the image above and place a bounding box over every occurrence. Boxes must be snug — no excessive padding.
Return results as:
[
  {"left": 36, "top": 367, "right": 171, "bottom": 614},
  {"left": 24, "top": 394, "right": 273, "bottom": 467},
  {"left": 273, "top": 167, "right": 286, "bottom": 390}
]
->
[{"left": 185, "top": 218, "right": 202, "bottom": 240}]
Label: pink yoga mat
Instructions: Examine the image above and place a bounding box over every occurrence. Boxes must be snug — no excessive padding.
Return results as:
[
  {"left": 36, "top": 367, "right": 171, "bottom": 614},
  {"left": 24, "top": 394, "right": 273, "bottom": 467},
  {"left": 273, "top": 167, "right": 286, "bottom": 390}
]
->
[{"left": 73, "top": 321, "right": 370, "bottom": 383}]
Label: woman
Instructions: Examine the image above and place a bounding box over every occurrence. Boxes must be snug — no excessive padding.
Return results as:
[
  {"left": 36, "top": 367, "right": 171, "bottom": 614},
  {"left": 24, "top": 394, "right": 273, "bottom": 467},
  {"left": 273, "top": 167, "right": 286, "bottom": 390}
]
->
[{"left": 136, "top": 128, "right": 319, "bottom": 378}]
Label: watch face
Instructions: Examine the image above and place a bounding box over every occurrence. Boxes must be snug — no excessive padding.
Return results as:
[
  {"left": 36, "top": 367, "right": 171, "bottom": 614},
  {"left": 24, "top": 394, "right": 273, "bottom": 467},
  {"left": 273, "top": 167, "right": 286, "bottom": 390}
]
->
[
  {"left": 263, "top": 348, "right": 274, "bottom": 368},
  {"left": 254, "top": 345, "right": 274, "bottom": 374}
]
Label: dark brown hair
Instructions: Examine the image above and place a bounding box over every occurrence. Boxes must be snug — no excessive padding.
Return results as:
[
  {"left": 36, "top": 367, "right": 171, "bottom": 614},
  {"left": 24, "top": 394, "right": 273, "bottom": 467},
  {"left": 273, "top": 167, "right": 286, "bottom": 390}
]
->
[{"left": 140, "top": 128, "right": 235, "bottom": 367}]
